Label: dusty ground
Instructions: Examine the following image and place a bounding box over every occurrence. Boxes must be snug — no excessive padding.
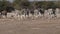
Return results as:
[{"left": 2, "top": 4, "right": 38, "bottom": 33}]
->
[{"left": 0, "top": 18, "right": 60, "bottom": 34}]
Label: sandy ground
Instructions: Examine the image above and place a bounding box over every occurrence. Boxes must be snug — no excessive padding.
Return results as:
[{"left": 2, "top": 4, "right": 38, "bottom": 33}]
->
[{"left": 0, "top": 18, "right": 60, "bottom": 34}]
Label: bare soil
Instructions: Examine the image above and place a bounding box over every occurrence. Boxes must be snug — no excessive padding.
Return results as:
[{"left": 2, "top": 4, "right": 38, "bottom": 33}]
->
[{"left": 0, "top": 18, "right": 60, "bottom": 34}]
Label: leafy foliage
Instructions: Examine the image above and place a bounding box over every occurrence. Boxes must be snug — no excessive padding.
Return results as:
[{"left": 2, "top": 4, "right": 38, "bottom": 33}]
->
[{"left": 0, "top": 0, "right": 60, "bottom": 10}]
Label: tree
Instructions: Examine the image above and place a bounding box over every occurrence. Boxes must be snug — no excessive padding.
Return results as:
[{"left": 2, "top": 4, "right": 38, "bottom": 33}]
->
[
  {"left": 54, "top": 1, "right": 60, "bottom": 8},
  {"left": 0, "top": 0, "right": 12, "bottom": 9},
  {"left": 13, "top": 0, "right": 29, "bottom": 9}
]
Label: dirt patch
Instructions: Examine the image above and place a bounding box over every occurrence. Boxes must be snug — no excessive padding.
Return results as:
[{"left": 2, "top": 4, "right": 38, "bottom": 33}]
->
[{"left": 0, "top": 18, "right": 60, "bottom": 34}]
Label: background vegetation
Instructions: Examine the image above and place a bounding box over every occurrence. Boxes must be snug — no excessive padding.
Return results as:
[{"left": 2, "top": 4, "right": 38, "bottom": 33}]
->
[{"left": 0, "top": 0, "right": 60, "bottom": 10}]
